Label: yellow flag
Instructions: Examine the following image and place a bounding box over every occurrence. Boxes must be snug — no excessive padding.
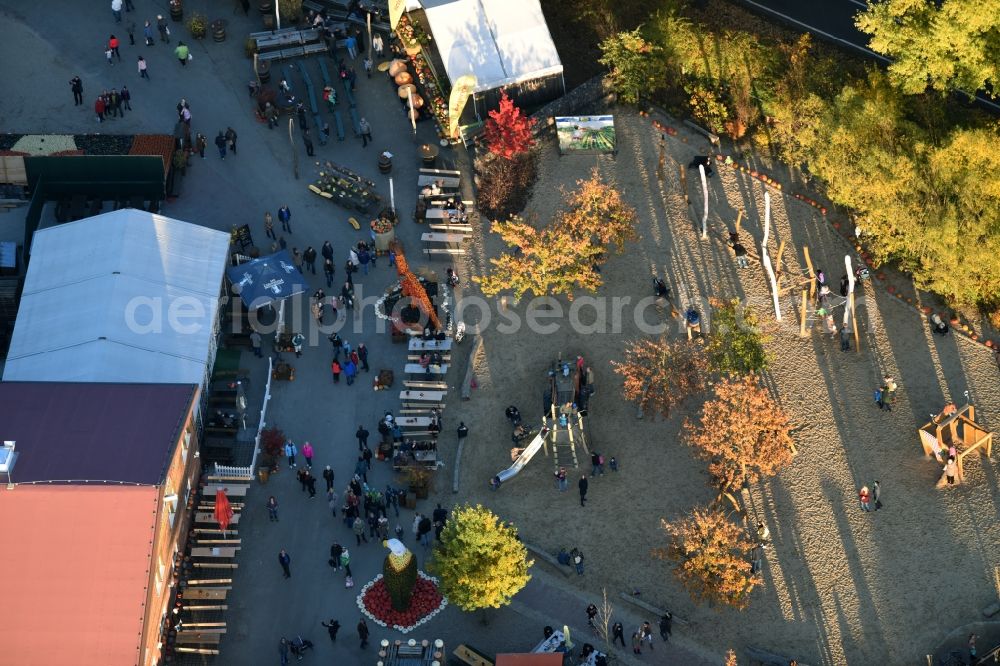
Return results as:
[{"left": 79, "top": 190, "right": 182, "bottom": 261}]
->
[
  {"left": 389, "top": 0, "right": 406, "bottom": 30},
  {"left": 448, "top": 74, "right": 477, "bottom": 139}
]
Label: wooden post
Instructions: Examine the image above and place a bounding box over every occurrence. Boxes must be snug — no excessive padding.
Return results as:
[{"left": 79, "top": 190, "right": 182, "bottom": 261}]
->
[
  {"left": 657, "top": 137, "right": 666, "bottom": 182},
  {"left": 679, "top": 165, "right": 688, "bottom": 204},
  {"left": 800, "top": 290, "right": 807, "bottom": 337},
  {"left": 699, "top": 164, "right": 709, "bottom": 239},
  {"left": 735, "top": 209, "right": 743, "bottom": 235},
  {"left": 850, "top": 291, "right": 859, "bottom": 352},
  {"left": 803, "top": 246, "right": 816, "bottom": 301},
  {"left": 774, "top": 240, "right": 786, "bottom": 288}
]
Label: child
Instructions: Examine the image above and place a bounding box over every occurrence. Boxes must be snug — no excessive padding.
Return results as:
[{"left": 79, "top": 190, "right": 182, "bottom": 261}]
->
[
  {"left": 106, "top": 48, "right": 114, "bottom": 65},
  {"left": 609, "top": 456, "right": 619, "bottom": 472},
  {"left": 363, "top": 57, "right": 373, "bottom": 78}
]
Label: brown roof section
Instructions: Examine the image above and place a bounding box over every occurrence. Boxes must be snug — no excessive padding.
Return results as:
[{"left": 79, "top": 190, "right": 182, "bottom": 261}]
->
[
  {"left": 0, "top": 485, "right": 159, "bottom": 665},
  {"left": 0, "top": 382, "right": 196, "bottom": 485}
]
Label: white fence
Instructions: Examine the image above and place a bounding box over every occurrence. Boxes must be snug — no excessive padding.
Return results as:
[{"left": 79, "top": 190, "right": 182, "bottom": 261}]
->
[{"left": 213, "top": 356, "right": 274, "bottom": 480}]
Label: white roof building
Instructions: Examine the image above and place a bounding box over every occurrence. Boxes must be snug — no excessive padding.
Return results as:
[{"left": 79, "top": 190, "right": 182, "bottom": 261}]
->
[
  {"left": 411, "top": 0, "right": 563, "bottom": 93},
  {"left": 3, "top": 209, "right": 230, "bottom": 388}
]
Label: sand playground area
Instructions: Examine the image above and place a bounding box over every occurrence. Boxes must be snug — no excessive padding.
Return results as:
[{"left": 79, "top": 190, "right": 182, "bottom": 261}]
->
[{"left": 431, "top": 108, "right": 1000, "bottom": 665}]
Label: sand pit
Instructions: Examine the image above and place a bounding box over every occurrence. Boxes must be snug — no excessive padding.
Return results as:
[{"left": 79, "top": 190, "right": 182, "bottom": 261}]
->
[{"left": 433, "top": 109, "right": 1000, "bottom": 665}]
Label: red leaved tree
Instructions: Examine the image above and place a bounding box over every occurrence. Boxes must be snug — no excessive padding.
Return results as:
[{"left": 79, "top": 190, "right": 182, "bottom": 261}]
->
[
  {"left": 485, "top": 90, "right": 536, "bottom": 159},
  {"left": 683, "top": 376, "right": 795, "bottom": 494},
  {"left": 611, "top": 337, "right": 710, "bottom": 419},
  {"left": 656, "top": 506, "right": 761, "bottom": 610}
]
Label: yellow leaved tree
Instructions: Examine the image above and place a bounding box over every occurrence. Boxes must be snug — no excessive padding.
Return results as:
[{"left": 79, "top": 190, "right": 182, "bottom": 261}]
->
[{"left": 429, "top": 505, "right": 533, "bottom": 616}]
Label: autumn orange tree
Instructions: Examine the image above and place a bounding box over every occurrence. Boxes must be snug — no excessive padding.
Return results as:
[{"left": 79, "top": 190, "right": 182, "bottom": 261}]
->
[
  {"left": 611, "top": 337, "right": 709, "bottom": 419},
  {"left": 558, "top": 169, "right": 637, "bottom": 252},
  {"left": 684, "top": 376, "right": 794, "bottom": 493},
  {"left": 476, "top": 215, "right": 603, "bottom": 299},
  {"left": 656, "top": 506, "right": 761, "bottom": 610}
]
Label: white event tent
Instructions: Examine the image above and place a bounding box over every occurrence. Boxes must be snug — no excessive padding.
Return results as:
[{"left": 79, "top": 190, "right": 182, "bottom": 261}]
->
[
  {"left": 3, "top": 209, "right": 231, "bottom": 390},
  {"left": 409, "top": 0, "right": 565, "bottom": 113}
]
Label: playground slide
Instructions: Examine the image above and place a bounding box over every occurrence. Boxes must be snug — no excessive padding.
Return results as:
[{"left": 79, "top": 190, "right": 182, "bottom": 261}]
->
[{"left": 493, "top": 427, "right": 549, "bottom": 486}]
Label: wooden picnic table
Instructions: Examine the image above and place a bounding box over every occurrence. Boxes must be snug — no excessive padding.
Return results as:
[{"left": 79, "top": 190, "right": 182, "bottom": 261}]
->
[
  {"left": 396, "top": 416, "right": 433, "bottom": 427},
  {"left": 409, "top": 338, "right": 453, "bottom": 352},
  {"left": 425, "top": 207, "right": 471, "bottom": 221},
  {"left": 202, "top": 485, "right": 248, "bottom": 498},
  {"left": 404, "top": 363, "right": 449, "bottom": 375},
  {"left": 421, "top": 232, "right": 468, "bottom": 244},
  {"left": 181, "top": 587, "right": 229, "bottom": 601},
  {"left": 191, "top": 547, "right": 240, "bottom": 558},
  {"left": 195, "top": 512, "right": 242, "bottom": 526},
  {"left": 174, "top": 632, "right": 223, "bottom": 645},
  {"left": 399, "top": 390, "right": 447, "bottom": 402}
]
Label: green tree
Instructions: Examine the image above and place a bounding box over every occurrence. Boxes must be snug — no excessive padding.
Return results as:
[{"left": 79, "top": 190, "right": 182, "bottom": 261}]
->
[
  {"left": 429, "top": 505, "right": 532, "bottom": 613},
  {"left": 856, "top": 0, "right": 1000, "bottom": 97},
  {"left": 598, "top": 28, "right": 665, "bottom": 105},
  {"left": 706, "top": 299, "right": 770, "bottom": 377},
  {"left": 655, "top": 506, "right": 761, "bottom": 610}
]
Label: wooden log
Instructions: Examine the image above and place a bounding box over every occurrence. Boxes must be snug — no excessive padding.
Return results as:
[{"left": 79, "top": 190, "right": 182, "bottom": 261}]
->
[
  {"left": 522, "top": 541, "right": 572, "bottom": 578},
  {"left": 178, "top": 622, "right": 227, "bottom": 629},
  {"left": 182, "top": 605, "right": 228, "bottom": 612},
  {"left": 617, "top": 592, "right": 689, "bottom": 627},
  {"left": 192, "top": 562, "right": 239, "bottom": 569},
  {"left": 461, "top": 335, "right": 483, "bottom": 401},
  {"left": 184, "top": 578, "right": 232, "bottom": 585},
  {"left": 452, "top": 436, "right": 466, "bottom": 493}
]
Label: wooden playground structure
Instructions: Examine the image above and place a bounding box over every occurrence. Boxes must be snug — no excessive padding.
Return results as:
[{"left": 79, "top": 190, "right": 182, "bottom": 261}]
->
[
  {"left": 918, "top": 403, "right": 993, "bottom": 484},
  {"left": 541, "top": 356, "right": 594, "bottom": 472}
]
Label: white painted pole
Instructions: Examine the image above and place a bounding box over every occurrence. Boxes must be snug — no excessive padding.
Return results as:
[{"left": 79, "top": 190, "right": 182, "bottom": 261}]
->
[
  {"left": 760, "top": 192, "right": 781, "bottom": 321},
  {"left": 407, "top": 87, "right": 417, "bottom": 134},
  {"left": 698, "top": 164, "right": 709, "bottom": 239},
  {"left": 843, "top": 255, "right": 855, "bottom": 327},
  {"left": 389, "top": 177, "right": 395, "bottom": 212},
  {"left": 275, "top": 0, "right": 282, "bottom": 30}
]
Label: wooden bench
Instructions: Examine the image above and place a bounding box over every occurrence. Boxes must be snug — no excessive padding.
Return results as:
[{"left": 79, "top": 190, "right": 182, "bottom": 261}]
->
[
  {"left": 399, "top": 430, "right": 438, "bottom": 438},
  {"left": 185, "top": 578, "right": 232, "bottom": 586},
  {"left": 420, "top": 167, "right": 462, "bottom": 179},
  {"left": 192, "top": 562, "right": 238, "bottom": 569},
  {"left": 193, "top": 528, "right": 239, "bottom": 536},
  {"left": 407, "top": 354, "right": 452, "bottom": 363},
  {"left": 400, "top": 405, "right": 446, "bottom": 412},
  {"left": 424, "top": 248, "right": 466, "bottom": 256},
  {"left": 404, "top": 363, "right": 449, "bottom": 375},
  {"left": 404, "top": 380, "right": 449, "bottom": 390},
  {"left": 181, "top": 587, "right": 229, "bottom": 601},
  {"left": 204, "top": 475, "right": 251, "bottom": 484},
  {"left": 204, "top": 425, "right": 239, "bottom": 437},
  {"left": 408, "top": 338, "right": 453, "bottom": 352},
  {"left": 175, "top": 646, "right": 221, "bottom": 655},
  {"left": 418, "top": 176, "right": 461, "bottom": 189},
  {"left": 192, "top": 539, "right": 242, "bottom": 546},
  {"left": 174, "top": 632, "right": 222, "bottom": 646},
  {"left": 202, "top": 485, "right": 248, "bottom": 498},
  {"left": 181, "top": 604, "right": 228, "bottom": 612},
  {"left": 425, "top": 208, "right": 472, "bottom": 222},
  {"left": 190, "top": 547, "right": 240, "bottom": 558},
  {"left": 195, "top": 512, "right": 241, "bottom": 525},
  {"left": 421, "top": 232, "right": 467, "bottom": 244},
  {"left": 399, "top": 389, "right": 447, "bottom": 401}
]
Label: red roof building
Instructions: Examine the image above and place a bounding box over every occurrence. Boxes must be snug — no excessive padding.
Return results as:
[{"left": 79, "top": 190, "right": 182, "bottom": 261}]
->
[{"left": 0, "top": 382, "right": 201, "bottom": 665}]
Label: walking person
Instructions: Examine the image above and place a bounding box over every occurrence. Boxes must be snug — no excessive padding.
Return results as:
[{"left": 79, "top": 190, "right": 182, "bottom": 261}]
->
[
  {"left": 70, "top": 76, "right": 84, "bottom": 106},
  {"left": 358, "top": 117, "right": 372, "bottom": 147},
  {"left": 641, "top": 621, "right": 655, "bottom": 651},
  {"left": 353, "top": 515, "right": 368, "bottom": 545},
  {"left": 323, "top": 465, "right": 335, "bottom": 491},
  {"left": 357, "top": 618, "right": 369, "bottom": 649},
  {"left": 108, "top": 34, "right": 121, "bottom": 61},
  {"left": 554, "top": 466, "right": 567, "bottom": 491},
  {"left": 94, "top": 96, "right": 106, "bottom": 123},
  {"left": 266, "top": 495, "right": 279, "bottom": 522},
  {"left": 331, "top": 359, "right": 342, "bottom": 383},
  {"left": 586, "top": 603, "right": 598, "bottom": 629},
  {"left": 872, "top": 480, "right": 882, "bottom": 510},
  {"left": 631, "top": 632, "right": 643, "bottom": 655},
  {"left": 278, "top": 205, "right": 292, "bottom": 233},
  {"left": 214, "top": 131, "right": 227, "bottom": 159},
  {"left": 303, "top": 130, "right": 315, "bottom": 157},
  {"left": 321, "top": 619, "right": 340, "bottom": 642},
  {"left": 157, "top": 15, "right": 170, "bottom": 43},
  {"left": 859, "top": 485, "right": 871, "bottom": 511},
  {"left": 303, "top": 246, "right": 317, "bottom": 274},
  {"left": 357, "top": 343, "right": 369, "bottom": 372},
  {"left": 264, "top": 211, "right": 275, "bottom": 239},
  {"left": 590, "top": 451, "right": 604, "bottom": 477},
  {"left": 302, "top": 441, "right": 314, "bottom": 468},
  {"left": 327, "top": 488, "right": 338, "bottom": 517},
  {"left": 345, "top": 33, "right": 358, "bottom": 59},
  {"left": 250, "top": 330, "right": 262, "bottom": 357},
  {"left": 284, "top": 441, "right": 298, "bottom": 468},
  {"left": 356, "top": 425, "right": 369, "bottom": 451},
  {"left": 573, "top": 550, "right": 585, "bottom": 575},
  {"left": 137, "top": 55, "right": 149, "bottom": 79},
  {"left": 278, "top": 549, "right": 292, "bottom": 578},
  {"left": 174, "top": 41, "right": 190, "bottom": 66},
  {"left": 659, "top": 612, "right": 672, "bottom": 642},
  {"left": 612, "top": 622, "right": 626, "bottom": 647},
  {"left": 121, "top": 86, "right": 131, "bottom": 111},
  {"left": 306, "top": 472, "right": 317, "bottom": 498},
  {"left": 372, "top": 32, "right": 384, "bottom": 57},
  {"left": 126, "top": 20, "right": 136, "bottom": 45},
  {"left": 143, "top": 20, "right": 155, "bottom": 46},
  {"left": 323, "top": 258, "right": 335, "bottom": 288},
  {"left": 944, "top": 456, "right": 958, "bottom": 485},
  {"left": 578, "top": 474, "right": 588, "bottom": 506},
  {"left": 840, "top": 323, "right": 851, "bottom": 351},
  {"left": 225, "top": 127, "right": 238, "bottom": 155},
  {"left": 111, "top": 0, "right": 123, "bottom": 22}
]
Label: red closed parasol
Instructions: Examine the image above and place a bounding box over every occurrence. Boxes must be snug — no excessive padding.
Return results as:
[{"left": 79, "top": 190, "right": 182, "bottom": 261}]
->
[{"left": 214, "top": 489, "right": 234, "bottom": 535}]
